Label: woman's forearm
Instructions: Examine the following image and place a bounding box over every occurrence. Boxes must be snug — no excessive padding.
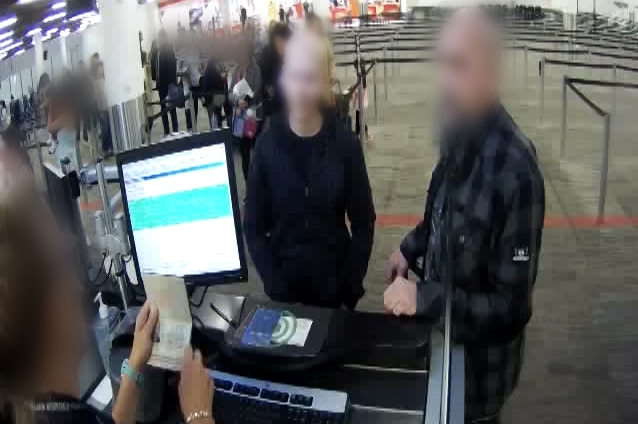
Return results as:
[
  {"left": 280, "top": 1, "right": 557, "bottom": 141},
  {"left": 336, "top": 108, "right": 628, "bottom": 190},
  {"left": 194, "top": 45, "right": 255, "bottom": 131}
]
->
[{"left": 111, "top": 361, "right": 142, "bottom": 424}]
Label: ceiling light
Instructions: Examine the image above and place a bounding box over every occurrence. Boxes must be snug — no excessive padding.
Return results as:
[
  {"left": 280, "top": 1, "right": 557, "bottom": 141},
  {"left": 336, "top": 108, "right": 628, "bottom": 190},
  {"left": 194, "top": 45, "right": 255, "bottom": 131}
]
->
[
  {"left": 27, "top": 28, "right": 42, "bottom": 36},
  {"left": 46, "top": 27, "right": 59, "bottom": 34},
  {"left": 0, "top": 38, "right": 14, "bottom": 49},
  {"left": 0, "top": 41, "right": 23, "bottom": 54},
  {"left": 14, "top": 49, "right": 25, "bottom": 56},
  {"left": 52, "top": 2, "right": 67, "bottom": 10},
  {"left": 0, "top": 17, "right": 18, "bottom": 31},
  {"left": 60, "top": 28, "right": 71, "bottom": 38},
  {"left": 69, "top": 11, "right": 97, "bottom": 21},
  {"left": 0, "top": 31, "right": 13, "bottom": 42},
  {"left": 17, "top": 0, "right": 40, "bottom": 4},
  {"left": 43, "top": 12, "right": 67, "bottom": 23}
]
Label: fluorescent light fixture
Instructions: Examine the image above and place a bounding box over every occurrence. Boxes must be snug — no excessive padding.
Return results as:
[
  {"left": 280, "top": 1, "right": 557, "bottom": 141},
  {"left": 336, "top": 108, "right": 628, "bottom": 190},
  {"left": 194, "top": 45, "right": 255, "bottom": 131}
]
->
[
  {"left": 52, "top": 2, "right": 67, "bottom": 10},
  {"left": 0, "top": 31, "right": 13, "bottom": 42},
  {"left": 0, "top": 53, "right": 6, "bottom": 61},
  {"left": 69, "top": 11, "right": 97, "bottom": 21},
  {"left": 14, "top": 49, "right": 25, "bottom": 56},
  {"left": 0, "top": 38, "right": 14, "bottom": 49},
  {"left": 41, "top": 34, "right": 52, "bottom": 41},
  {"left": 27, "top": 28, "right": 42, "bottom": 36},
  {"left": 60, "top": 28, "right": 71, "bottom": 38},
  {"left": 46, "top": 27, "right": 59, "bottom": 34},
  {"left": 43, "top": 12, "right": 67, "bottom": 23},
  {"left": 0, "top": 41, "right": 23, "bottom": 54},
  {"left": 17, "top": 0, "right": 39, "bottom": 4},
  {"left": 0, "top": 17, "right": 18, "bottom": 31}
]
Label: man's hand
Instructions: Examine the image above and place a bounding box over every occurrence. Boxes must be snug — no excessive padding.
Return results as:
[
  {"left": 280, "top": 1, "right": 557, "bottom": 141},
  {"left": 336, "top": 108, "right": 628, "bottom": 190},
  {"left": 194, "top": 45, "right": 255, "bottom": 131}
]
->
[
  {"left": 385, "top": 249, "right": 409, "bottom": 284},
  {"left": 383, "top": 276, "right": 417, "bottom": 317}
]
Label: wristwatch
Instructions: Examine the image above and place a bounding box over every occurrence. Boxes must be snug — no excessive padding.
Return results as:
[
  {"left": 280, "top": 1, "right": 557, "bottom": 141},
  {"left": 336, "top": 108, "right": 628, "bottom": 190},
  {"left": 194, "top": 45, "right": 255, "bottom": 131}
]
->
[{"left": 121, "top": 359, "right": 144, "bottom": 386}]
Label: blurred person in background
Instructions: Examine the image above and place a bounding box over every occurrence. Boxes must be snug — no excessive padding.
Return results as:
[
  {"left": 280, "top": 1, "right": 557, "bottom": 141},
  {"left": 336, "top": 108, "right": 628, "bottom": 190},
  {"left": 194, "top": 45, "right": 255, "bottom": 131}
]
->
[
  {"left": 201, "top": 42, "right": 229, "bottom": 130},
  {"left": 227, "top": 38, "right": 262, "bottom": 182},
  {"left": 383, "top": 9, "right": 545, "bottom": 423},
  {"left": 0, "top": 101, "right": 9, "bottom": 131},
  {"left": 93, "top": 61, "right": 113, "bottom": 156},
  {"left": 74, "top": 61, "right": 96, "bottom": 144},
  {"left": 47, "top": 74, "right": 80, "bottom": 171},
  {"left": 258, "top": 23, "right": 291, "bottom": 128},
  {"left": 244, "top": 30, "right": 375, "bottom": 310},
  {"left": 178, "top": 30, "right": 203, "bottom": 132},
  {"left": 90, "top": 52, "right": 101, "bottom": 78},
  {"left": 0, "top": 167, "right": 216, "bottom": 424},
  {"left": 155, "top": 29, "right": 179, "bottom": 136}
]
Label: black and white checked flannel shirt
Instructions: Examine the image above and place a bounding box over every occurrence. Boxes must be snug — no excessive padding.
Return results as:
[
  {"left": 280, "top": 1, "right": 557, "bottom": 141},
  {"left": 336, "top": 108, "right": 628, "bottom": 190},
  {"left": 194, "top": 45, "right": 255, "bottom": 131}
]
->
[{"left": 400, "top": 105, "right": 545, "bottom": 421}]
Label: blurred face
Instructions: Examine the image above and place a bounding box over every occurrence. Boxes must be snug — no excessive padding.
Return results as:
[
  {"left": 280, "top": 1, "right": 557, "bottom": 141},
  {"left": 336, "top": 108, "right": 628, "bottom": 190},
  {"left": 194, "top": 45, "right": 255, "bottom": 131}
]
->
[
  {"left": 435, "top": 16, "right": 500, "bottom": 140},
  {"left": 281, "top": 34, "right": 328, "bottom": 122}
]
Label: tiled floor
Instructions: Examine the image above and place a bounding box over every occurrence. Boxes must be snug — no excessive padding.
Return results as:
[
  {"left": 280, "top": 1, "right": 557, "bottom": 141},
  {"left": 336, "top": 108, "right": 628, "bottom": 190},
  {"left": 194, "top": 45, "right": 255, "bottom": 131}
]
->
[{"left": 29, "top": 24, "right": 638, "bottom": 424}]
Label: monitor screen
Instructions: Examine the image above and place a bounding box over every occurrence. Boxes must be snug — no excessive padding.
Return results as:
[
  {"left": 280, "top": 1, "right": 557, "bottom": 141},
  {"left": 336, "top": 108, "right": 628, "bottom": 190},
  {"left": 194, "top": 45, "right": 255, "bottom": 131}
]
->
[{"left": 118, "top": 135, "right": 246, "bottom": 285}]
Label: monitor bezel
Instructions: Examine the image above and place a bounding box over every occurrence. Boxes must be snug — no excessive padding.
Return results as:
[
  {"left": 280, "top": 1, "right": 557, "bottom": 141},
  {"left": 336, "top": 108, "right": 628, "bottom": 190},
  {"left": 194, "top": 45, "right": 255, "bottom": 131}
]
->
[{"left": 116, "top": 132, "right": 248, "bottom": 287}]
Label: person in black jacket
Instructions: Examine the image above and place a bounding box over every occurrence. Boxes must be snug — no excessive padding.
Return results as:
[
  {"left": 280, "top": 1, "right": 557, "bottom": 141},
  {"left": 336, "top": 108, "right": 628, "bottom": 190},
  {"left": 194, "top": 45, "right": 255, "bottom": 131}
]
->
[
  {"left": 384, "top": 10, "right": 545, "bottom": 423},
  {"left": 156, "top": 30, "right": 179, "bottom": 135},
  {"left": 258, "top": 23, "right": 291, "bottom": 127},
  {"left": 245, "top": 30, "right": 376, "bottom": 309}
]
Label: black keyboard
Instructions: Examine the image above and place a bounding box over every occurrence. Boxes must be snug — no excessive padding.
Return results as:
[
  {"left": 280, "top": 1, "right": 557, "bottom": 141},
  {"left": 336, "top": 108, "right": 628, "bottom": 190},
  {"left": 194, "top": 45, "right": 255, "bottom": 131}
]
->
[{"left": 209, "top": 370, "right": 349, "bottom": 424}]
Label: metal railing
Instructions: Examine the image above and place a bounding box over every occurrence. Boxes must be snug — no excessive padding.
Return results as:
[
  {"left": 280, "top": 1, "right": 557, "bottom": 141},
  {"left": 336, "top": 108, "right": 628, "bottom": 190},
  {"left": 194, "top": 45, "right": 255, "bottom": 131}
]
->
[{"left": 559, "top": 76, "right": 638, "bottom": 220}]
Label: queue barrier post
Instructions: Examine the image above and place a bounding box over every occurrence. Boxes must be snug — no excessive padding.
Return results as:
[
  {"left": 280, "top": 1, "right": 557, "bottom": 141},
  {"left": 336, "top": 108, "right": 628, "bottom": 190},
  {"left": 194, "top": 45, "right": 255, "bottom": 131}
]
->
[
  {"left": 611, "top": 64, "right": 617, "bottom": 121},
  {"left": 524, "top": 45, "right": 529, "bottom": 92},
  {"left": 383, "top": 48, "right": 389, "bottom": 101},
  {"left": 560, "top": 75, "right": 567, "bottom": 160},
  {"left": 373, "top": 62, "right": 378, "bottom": 123},
  {"left": 539, "top": 57, "right": 545, "bottom": 124},
  {"left": 598, "top": 114, "right": 611, "bottom": 221}
]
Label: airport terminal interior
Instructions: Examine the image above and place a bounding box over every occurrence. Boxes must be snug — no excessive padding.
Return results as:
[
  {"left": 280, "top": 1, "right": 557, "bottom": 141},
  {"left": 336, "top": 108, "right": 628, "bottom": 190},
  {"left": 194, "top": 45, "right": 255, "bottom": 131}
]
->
[{"left": 1, "top": 0, "right": 638, "bottom": 424}]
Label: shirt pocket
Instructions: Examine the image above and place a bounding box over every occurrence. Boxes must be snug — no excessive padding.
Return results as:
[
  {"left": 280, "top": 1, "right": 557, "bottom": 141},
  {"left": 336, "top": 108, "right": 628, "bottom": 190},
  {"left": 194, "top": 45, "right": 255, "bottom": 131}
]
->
[{"left": 453, "top": 217, "right": 489, "bottom": 282}]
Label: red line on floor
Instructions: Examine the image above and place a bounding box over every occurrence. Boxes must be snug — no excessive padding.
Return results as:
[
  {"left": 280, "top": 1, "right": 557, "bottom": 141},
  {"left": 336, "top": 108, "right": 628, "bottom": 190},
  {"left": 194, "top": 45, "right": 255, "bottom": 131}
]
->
[
  {"left": 377, "top": 214, "right": 638, "bottom": 229},
  {"left": 80, "top": 201, "right": 638, "bottom": 230}
]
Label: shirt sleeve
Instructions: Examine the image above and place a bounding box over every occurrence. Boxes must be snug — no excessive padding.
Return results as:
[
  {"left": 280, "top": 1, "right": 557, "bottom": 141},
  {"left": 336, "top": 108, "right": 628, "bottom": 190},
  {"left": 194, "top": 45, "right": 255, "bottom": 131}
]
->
[
  {"left": 400, "top": 220, "right": 427, "bottom": 276},
  {"left": 416, "top": 171, "right": 545, "bottom": 344},
  {"left": 341, "top": 135, "right": 376, "bottom": 308}
]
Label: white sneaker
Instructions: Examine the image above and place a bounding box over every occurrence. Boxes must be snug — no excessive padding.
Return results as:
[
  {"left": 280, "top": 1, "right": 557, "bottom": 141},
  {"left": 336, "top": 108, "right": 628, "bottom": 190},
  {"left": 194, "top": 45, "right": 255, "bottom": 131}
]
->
[{"left": 222, "top": 123, "right": 230, "bottom": 130}]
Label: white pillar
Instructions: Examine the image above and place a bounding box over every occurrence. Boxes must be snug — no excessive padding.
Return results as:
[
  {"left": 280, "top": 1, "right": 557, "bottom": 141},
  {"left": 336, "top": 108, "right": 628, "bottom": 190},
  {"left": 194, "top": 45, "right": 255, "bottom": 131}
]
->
[
  {"left": 222, "top": 0, "right": 233, "bottom": 31},
  {"left": 312, "top": 0, "right": 331, "bottom": 20},
  {"left": 139, "top": 1, "right": 160, "bottom": 53},
  {"left": 100, "top": 0, "right": 145, "bottom": 107},
  {"left": 58, "top": 36, "right": 69, "bottom": 69},
  {"left": 33, "top": 32, "right": 45, "bottom": 81},
  {"left": 99, "top": 0, "right": 146, "bottom": 150}
]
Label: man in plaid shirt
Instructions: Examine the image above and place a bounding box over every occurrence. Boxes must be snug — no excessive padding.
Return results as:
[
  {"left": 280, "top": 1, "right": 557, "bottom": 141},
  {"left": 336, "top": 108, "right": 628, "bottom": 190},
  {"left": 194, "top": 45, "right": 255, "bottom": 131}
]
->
[{"left": 384, "top": 9, "right": 545, "bottom": 424}]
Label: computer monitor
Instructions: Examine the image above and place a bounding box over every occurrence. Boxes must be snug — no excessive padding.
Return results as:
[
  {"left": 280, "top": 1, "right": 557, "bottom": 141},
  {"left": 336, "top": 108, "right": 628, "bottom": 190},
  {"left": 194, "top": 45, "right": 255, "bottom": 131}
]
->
[{"left": 116, "top": 133, "right": 247, "bottom": 286}]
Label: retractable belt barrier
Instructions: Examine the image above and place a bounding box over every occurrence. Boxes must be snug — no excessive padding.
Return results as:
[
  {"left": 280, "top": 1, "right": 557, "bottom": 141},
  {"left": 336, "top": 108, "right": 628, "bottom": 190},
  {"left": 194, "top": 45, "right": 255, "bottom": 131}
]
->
[{"left": 557, "top": 76, "right": 638, "bottom": 221}]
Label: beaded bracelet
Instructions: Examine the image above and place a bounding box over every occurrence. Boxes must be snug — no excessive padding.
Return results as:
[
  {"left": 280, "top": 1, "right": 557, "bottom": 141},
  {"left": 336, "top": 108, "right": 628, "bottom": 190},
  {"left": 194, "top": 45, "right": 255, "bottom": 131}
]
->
[{"left": 185, "top": 410, "right": 211, "bottom": 423}]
